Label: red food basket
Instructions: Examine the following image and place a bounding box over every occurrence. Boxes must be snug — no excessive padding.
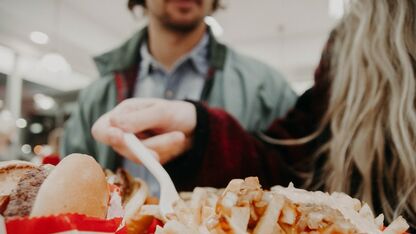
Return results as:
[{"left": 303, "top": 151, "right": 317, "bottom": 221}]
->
[{"left": 4, "top": 213, "right": 126, "bottom": 234}]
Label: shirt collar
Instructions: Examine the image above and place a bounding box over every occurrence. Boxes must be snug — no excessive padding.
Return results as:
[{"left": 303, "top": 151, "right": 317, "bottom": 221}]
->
[
  {"left": 188, "top": 33, "right": 209, "bottom": 75},
  {"left": 139, "top": 32, "right": 210, "bottom": 78},
  {"left": 139, "top": 41, "right": 158, "bottom": 78}
]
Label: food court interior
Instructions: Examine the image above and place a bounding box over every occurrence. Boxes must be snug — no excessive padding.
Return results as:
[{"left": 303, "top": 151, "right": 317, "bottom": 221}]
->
[{"left": 0, "top": 0, "right": 342, "bottom": 161}]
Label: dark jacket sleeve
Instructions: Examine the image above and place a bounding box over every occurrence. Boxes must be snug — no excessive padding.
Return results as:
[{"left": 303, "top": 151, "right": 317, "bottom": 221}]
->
[
  {"left": 165, "top": 85, "right": 328, "bottom": 191},
  {"left": 165, "top": 34, "right": 334, "bottom": 191}
]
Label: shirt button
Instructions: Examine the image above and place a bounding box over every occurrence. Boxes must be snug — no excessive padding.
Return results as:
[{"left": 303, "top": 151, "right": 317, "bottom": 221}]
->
[{"left": 165, "top": 90, "right": 174, "bottom": 98}]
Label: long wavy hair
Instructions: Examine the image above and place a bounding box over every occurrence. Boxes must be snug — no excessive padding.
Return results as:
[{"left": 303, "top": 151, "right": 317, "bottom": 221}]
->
[
  {"left": 325, "top": 0, "right": 416, "bottom": 223},
  {"left": 264, "top": 0, "right": 416, "bottom": 224}
]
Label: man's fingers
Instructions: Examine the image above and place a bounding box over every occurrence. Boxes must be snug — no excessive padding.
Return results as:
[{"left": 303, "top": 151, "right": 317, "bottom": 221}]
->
[
  {"left": 109, "top": 105, "right": 168, "bottom": 133},
  {"left": 95, "top": 126, "right": 124, "bottom": 147},
  {"left": 91, "top": 114, "right": 124, "bottom": 147},
  {"left": 141, "top": 131, "right": 187, "bottom": 164},
  {"left": 112, "top": 98, "right": 159, "bottom": 113}
]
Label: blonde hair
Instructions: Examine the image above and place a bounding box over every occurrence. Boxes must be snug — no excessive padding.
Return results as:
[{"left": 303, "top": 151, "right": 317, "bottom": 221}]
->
[
  {"left": 263, "top": 0, "right": 416, "bottom": 224},
  {"left": 325, "top": 0, "right": 416, "bottom": 222}
]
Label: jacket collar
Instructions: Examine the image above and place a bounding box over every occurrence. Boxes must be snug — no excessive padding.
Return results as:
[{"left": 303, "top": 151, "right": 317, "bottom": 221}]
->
[
  {"left": 139, "top": 32, "right": 210, "bottom": 77},
  {"left": 93, "top": 26, "right": 227, "bottom": 77}
]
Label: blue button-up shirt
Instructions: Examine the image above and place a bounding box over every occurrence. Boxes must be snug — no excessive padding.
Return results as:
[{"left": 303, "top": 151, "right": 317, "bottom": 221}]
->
[
  {"left": 123, "top": 33, "right": 210, "bottom": 195},
  {"left": 135, "top": 33, "right": 209, "bottom": 100}
]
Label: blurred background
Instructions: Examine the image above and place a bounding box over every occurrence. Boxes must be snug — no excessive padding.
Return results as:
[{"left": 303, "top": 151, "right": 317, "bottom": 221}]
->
[{"left": 0, "top": 0, "right": 344, "bottom": 160}]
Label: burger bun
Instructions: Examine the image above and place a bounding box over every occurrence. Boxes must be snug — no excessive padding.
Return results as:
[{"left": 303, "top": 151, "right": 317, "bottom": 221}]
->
[{"left": 30, "top": 154, "right": 109, "bottom": 218}]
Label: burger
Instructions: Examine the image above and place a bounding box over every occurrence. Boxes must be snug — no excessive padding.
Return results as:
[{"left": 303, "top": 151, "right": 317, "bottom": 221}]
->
[
  {"left": 0, "top": 153, "right": 155, "bottom": 234},
  {"left": 0, "top": 154, "right": 109, "bottom": 219}
]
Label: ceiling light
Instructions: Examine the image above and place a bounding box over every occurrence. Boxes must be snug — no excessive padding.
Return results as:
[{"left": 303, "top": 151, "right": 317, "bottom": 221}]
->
[
  {"left": 33, "top": 93, "right": 56, "bottom": 110},
  {"left": 21, "top": 144, "right": 32, "bottom": 154},
  {"left": 16, "top": 118, "right": 27, "bottom": 129},
  {"left": 29, "top": 123, "right": 43, "bottom": 134},
  {"left": 30, "top": 31, "right": 49, "bottom": 45},
  {"left": 40, "top": 53, "right": 71, "bottom": 73},
  {"left": 204, "top": 16, "right": 223, "bottom": 37},
  {"left": 33, "top": 145, "right": 43, "bottom": 155}
]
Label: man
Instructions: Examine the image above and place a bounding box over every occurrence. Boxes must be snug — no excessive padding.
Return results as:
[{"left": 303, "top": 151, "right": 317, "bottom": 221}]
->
[{"left": 62, "top": 0, "right": 296, "bottom": 194}]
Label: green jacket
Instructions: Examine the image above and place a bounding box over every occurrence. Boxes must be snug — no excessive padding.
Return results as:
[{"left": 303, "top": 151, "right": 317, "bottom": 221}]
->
[{"left": 61, "top": 27, "right": 297, "bottom": 170}]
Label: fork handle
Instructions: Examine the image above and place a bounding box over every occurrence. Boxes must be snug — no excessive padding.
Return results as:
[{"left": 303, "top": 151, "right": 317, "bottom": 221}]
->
[{"left": 124, "top": 133, "right": 169, "bottom": 182}]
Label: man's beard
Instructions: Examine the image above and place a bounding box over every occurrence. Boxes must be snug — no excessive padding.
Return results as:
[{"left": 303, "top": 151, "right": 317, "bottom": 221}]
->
[{"left": 159, "top": 15, "right": 204, "bottom": 33}]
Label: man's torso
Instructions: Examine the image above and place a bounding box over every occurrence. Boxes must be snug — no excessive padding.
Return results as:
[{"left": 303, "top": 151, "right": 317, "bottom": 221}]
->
[{"left": 124, "top": 33, "right": 210, "bottom": 195}]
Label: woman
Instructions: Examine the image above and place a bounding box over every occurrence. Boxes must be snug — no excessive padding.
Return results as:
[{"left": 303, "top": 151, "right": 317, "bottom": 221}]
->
[{"left": 92, "top": 0, "right": 416, "bottom": 230}]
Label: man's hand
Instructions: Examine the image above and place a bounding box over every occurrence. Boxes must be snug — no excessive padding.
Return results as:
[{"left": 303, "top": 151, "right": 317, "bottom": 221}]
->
[{"left": 91, "top": 98, "right": 197, "bottom": 164}]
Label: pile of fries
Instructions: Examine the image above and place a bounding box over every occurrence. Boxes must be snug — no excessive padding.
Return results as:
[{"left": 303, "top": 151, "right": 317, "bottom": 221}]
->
[{"left": 135, "top": 177, "right": 409, "bottom": 234}]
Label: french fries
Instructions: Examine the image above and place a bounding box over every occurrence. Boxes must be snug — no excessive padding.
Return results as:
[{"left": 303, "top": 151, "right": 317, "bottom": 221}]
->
[{"left": 139, "top": 177, "right": 409, "bottom": 234}]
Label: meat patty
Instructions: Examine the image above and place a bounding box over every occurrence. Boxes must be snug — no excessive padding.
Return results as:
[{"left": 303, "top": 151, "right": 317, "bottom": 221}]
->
[
  {"left": 117, "top": 168, "right": 134, "bottom": 204},
  {"left": 3, "top": 167, "right": 49, "bottom": 217}
]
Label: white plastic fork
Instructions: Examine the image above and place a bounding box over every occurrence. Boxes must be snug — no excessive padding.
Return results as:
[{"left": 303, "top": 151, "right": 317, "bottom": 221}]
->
[{"left": 123, "top": 133, "right": 180, "bottom": 219}]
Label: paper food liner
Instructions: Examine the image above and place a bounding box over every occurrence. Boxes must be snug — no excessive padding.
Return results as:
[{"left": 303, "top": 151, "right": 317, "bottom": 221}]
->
[
  {"left": 4, "top": 213, "right": 125, "bottom": 234},
  {"left": 146, "top": 218, "right": 164, "bottom": 234}
]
